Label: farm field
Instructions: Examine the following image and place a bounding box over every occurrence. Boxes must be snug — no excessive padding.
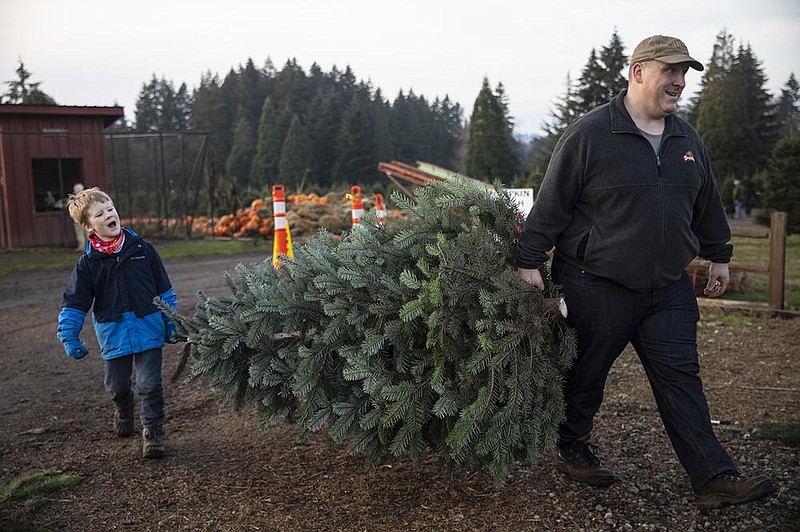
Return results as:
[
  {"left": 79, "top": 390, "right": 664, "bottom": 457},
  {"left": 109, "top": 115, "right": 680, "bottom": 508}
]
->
[{"left": 0, "top": 252, "right": 798, "bottom": 531}]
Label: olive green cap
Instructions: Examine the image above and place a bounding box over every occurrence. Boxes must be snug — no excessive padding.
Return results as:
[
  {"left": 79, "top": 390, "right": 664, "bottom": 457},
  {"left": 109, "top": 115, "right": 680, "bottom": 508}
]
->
[{"left": 630, "top": 35, "right": 704, "bottom": 71}]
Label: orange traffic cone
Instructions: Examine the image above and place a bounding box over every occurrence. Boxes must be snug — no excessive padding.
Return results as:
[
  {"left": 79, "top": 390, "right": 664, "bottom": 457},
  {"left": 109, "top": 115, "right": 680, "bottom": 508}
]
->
[
  {"left": 272, "top": 185, "right": 294, "bottom": 268},
  {"left": 350, "top": 186, "right": 364, "bottom": 227},
  {"left": 374, "top": 193, "right": 386, "bottom": 225}
]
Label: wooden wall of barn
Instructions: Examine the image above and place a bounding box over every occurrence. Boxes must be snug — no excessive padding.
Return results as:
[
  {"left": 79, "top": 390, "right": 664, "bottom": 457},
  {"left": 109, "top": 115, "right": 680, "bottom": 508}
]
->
[{"left": 0, "top": 106, "right": 122, "bottom": 248}]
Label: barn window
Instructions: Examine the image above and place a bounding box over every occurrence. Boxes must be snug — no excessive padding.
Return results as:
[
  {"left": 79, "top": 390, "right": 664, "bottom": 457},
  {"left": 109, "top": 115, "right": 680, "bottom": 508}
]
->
[{"left": 31, "top": 158, "right": 83, "bottom": 213}]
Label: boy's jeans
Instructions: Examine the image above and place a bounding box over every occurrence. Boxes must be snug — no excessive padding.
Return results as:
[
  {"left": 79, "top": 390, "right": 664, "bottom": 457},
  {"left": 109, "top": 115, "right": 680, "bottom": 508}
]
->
[
  {"left": 551, "top": 257, "right": 736, "bottom": 490},
  {"left": 104, "top": 348, "right": 164, "bottom": 426}
]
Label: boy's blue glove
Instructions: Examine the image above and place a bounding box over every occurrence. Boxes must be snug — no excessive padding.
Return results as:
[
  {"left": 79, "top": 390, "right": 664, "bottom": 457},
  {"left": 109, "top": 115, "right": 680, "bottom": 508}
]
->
[
  {"left": 64, "top": 338, "right": 89, "bottom": 359},
  {"left": 164, "top": 319, "right": 177, "bottom": 344}
]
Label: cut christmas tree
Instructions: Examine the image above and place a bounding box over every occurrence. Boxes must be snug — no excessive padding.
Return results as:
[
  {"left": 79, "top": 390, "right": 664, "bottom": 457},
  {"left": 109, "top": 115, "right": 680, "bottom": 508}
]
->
[{"left": 167, "top": 177, "right": 576, "bottom": 485}]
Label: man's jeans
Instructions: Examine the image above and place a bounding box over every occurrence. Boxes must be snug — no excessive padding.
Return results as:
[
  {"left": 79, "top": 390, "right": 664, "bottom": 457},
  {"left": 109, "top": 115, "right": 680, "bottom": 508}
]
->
[
  {"left": 552, "top": 257, "right": 736, "bottom": 489},
  {"left": 104, "top": 348, "right": 164, "bottom": 427}
]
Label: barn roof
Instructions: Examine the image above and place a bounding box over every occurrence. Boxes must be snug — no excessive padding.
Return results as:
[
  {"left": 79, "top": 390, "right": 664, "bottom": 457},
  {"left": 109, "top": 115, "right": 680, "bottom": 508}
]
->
[{"left": 0, "top": 104, "right": 124, "bottom": 128}]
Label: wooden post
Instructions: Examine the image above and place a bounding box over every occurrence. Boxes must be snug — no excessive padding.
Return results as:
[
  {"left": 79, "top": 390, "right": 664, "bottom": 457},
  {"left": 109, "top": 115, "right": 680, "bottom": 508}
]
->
[{"left": 768, "top": 211, "right": 788, "bottom": 309}]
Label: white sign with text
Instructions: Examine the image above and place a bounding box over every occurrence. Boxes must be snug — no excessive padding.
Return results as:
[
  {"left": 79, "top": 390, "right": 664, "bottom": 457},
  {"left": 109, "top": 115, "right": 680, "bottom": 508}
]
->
[{"left": 507, "top": 188, "right": 535, "bottom": 218}]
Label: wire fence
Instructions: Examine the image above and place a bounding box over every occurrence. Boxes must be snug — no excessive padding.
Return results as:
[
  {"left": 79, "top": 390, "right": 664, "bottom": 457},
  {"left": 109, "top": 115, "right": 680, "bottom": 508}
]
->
[
  {"left": 5, "top": 129, "right": 390, "bottom": 246},
  {"left": 106, "top": 131, "right": 214, "bottom": 238}
]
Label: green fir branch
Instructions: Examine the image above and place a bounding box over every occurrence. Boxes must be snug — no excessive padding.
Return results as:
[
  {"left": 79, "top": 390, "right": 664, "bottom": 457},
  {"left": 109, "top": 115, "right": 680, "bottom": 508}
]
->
[{"left": 172, "top": 176, "right": 576, "bottom": 485}]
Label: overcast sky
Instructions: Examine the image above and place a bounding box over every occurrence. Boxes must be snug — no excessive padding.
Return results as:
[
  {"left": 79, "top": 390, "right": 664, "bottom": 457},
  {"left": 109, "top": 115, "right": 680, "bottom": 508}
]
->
[{"left": 1, "top": 0, "right": 797, "bottom": 135}]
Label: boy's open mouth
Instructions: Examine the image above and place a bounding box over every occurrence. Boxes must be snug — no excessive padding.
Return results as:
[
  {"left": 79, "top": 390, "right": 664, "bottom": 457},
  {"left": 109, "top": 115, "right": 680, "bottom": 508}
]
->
[{"left": 108, "top": 221, "right": 117, "bottom": 228}]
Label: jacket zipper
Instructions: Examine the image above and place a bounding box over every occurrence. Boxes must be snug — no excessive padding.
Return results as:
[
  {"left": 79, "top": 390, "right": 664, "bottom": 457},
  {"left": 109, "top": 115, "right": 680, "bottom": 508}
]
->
[{"left": 653, "top": 140, "right": 668, "bottom": 288}]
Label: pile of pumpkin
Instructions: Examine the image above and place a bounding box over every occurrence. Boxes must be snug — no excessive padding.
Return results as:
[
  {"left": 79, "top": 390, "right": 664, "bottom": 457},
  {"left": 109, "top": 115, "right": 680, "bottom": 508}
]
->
[
  {"left": 287, "top": 192, "right": 328, "bottom": 205},
  {"left": 211, "top": 198, "right": 272, "bottom": 238},
  {"left": 205, "top": 192, "right": 402, "bottom": 240}
]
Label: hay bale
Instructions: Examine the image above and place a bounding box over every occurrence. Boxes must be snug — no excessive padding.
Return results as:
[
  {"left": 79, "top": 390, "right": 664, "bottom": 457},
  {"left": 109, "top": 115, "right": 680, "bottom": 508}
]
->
[{"left": 285, "top": 198, "right": 352, "bottom": 236}]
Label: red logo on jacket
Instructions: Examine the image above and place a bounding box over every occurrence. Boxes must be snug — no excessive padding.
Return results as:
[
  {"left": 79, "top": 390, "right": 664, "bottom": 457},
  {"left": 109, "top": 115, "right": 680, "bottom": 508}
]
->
[{"left": 683, "top": 151, "right": 695, "bottom": 163}]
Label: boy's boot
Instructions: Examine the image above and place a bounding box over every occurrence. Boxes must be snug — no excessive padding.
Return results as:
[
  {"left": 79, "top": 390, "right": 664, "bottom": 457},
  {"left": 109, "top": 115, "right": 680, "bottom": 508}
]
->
[
  {"left": 113, "top": 402, "right": 134, "bottom": 437},
  {"left": 114, "top": 408, "right": 133, "bottom": 438},
  {"left": 142, "top": 423, "right": 165, "bottom": 459}
]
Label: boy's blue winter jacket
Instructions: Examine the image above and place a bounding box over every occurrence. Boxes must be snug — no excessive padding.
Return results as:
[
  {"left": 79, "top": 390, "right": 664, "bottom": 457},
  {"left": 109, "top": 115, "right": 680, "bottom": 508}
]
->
[{"left": 57, "top": 227, "right": 177, "bottom": 360}]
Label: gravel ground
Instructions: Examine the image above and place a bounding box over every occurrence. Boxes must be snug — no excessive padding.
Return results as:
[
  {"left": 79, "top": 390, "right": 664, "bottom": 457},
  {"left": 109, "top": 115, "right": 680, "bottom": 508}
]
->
[{"left": 1, "top": 253, "right": 797, "bottom": 531}]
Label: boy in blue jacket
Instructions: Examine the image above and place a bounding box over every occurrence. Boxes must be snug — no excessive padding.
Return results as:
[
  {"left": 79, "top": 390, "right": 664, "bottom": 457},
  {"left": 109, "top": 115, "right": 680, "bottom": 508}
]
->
[{"left": 57, "top": 187, "right": 177, "bottom": 458}]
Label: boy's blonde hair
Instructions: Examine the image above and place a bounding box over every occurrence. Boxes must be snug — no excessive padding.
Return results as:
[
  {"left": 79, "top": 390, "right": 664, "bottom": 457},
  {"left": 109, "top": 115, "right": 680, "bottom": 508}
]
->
[{"left": 66, "top": 187, "right": 114, "bottom": 226}]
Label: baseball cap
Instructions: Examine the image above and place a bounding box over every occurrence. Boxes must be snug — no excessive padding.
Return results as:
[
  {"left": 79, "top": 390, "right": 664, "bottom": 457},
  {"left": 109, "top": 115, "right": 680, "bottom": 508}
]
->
[{"left": 630, "top": 35, "right": 704, "bottom": 71}]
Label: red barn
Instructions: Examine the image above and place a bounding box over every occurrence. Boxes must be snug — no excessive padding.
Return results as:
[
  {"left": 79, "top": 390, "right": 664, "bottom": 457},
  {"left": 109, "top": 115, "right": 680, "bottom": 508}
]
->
[{"left": 0, "top": 104, "right": 124, "bottom": 248}]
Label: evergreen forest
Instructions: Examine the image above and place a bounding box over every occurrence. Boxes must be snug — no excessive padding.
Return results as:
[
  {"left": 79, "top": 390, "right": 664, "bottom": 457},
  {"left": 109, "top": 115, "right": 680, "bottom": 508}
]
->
[
  {"left": 129, "top": 60, "right": 468, "bottom": 193},
  {"left": 121, "top": 29, "right": 799, "bottom": 221},
  {"left": 4, "top": 29, "right": 799, "bottom": 230}
]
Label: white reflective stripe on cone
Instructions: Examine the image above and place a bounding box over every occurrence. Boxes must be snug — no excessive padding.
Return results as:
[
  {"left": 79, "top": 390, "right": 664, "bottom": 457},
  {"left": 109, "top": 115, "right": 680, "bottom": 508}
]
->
[{"left": 274, "top": 217, "right": 287, "bottom": 229}]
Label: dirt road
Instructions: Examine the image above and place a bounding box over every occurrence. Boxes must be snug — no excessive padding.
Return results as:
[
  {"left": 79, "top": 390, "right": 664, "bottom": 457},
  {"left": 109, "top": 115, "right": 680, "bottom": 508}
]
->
[{"left": 1, "top": 253, "right": 797, "bottom": 531}]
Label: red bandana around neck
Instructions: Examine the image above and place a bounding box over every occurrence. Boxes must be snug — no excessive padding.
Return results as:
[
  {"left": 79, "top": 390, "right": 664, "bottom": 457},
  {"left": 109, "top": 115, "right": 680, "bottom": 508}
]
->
[{"left": 88, "top": 231, "right": 125, "bottom": 254}]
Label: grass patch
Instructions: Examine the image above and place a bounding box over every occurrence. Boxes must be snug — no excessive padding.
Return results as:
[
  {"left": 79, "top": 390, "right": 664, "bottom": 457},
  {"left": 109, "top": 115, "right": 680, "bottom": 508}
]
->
[
  {"left": 722, "top": 233, "right": 800, "bottom": 309},
  {"left": 755, "top": 422, "right": 800, "bottom": 447},
  {"left": 697, "top": 314, "right": 768, "bottom": 333},
  {"left": 697, "top": 314, "right": 767, "bottom": 327},
  {"left": 0, "top": 469, "right": 81, "bottom": 511},
  {"left": 2, "top": 230, "right": 797, "bottom": 309},
  {"left": 0, "top": 247, "right": 83, "bottom": 274},
  {"left": 0, "top": 238, "right": 271, "bottom": 275},
  {"left": 152, "top": 237, "right": 270, "bottom": 261}
]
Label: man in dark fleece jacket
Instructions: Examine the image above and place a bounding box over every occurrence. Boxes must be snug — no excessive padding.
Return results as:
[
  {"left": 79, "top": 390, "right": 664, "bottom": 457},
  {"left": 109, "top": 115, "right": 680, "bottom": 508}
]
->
[{"left": 516, "top": 35, "right": 774, "bottom": 510}]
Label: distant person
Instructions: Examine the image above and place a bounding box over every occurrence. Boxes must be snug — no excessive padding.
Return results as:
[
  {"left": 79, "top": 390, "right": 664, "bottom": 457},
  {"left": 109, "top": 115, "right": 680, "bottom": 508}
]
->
[
  {"left": 733, "top": 179, "right": 744, "bottom": 219},
  {"left": 742, "top": 181, "right": 756, "bottom": 219},
  {"left": 44, "top": 191, "right": 60, "bottom": 210},
  {"left": 57, "top": 187, "right": 177, "bottom": 459},
  {"left": 72, "top": 181, "right": 87, "bottom": 251},
  {"left": 515, "top": 35, "right": 775, "bottom": 509}
]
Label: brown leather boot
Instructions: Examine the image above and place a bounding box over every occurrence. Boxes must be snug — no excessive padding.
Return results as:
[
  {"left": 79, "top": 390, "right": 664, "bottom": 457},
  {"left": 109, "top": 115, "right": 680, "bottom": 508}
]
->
[
  {"left": 556, "top": 442, "right": 616, "bottom": 486},
  {"left": 695, "top": 473, "right": 775, "bottom": 510}
]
